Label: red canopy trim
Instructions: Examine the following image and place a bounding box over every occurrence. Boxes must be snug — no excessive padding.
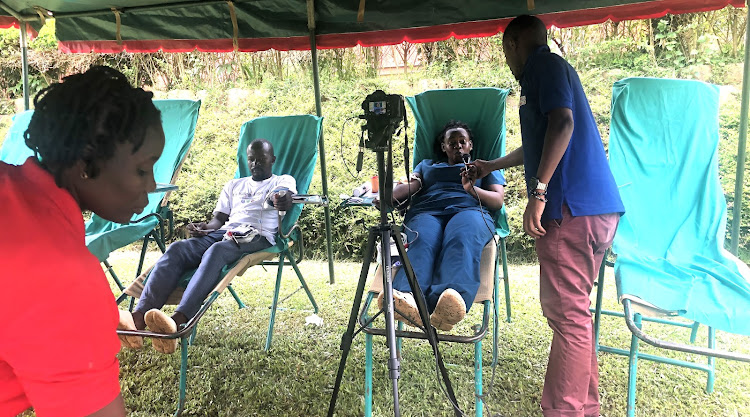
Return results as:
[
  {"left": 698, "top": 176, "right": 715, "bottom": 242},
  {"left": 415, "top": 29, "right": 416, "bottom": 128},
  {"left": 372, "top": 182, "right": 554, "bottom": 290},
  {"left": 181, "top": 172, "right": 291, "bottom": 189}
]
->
[
  {"left": 0, "top": 16, "right": 20, "bottom": 29},
  {"left": 57, "top": 0, "right": 745, "bottom": 54}
]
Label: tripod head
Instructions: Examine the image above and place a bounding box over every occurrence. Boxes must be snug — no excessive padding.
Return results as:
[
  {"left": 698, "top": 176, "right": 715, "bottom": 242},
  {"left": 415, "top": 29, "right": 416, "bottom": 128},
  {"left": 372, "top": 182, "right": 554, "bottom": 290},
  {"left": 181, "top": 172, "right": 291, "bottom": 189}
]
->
[{"left": 358, "top": 90, "right": 407, "bottom": 215}]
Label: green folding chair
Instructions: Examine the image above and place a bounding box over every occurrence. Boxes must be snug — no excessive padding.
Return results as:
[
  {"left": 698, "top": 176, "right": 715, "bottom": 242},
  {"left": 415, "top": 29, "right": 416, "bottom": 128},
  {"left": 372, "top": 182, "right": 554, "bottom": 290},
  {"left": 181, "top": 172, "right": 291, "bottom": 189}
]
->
[
  {"left": 118, "top": 114, "right": 324, "bottom": 416},
  {"left": 358, "top": 88, "right": 511, "bottom": 417},
  {"left": 86, "top": 99, "right": 201, "bottom": 296},
  {"left": 593, "top": 77, "right": 750, "bottom": 417},
  {"left": 0, "top": 110, "right": 35, "bottom": 165}
]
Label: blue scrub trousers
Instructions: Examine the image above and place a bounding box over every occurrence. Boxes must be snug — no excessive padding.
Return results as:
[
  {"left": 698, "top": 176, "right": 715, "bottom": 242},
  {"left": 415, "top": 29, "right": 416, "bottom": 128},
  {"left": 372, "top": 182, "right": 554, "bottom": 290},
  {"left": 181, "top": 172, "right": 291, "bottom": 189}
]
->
[
  {"left": 135, "top": 230, "right": 272, "bottom": 319},
  {"left": 392, "top": 210, "right": 494, "bottom": 313}
]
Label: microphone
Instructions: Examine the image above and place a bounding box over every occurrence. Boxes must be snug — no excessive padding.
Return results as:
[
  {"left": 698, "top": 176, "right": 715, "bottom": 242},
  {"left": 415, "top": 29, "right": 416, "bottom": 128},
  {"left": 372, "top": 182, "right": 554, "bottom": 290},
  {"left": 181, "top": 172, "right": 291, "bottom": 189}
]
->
[{"left": 462, "top": 153, "right": 471, "bottom": 164}]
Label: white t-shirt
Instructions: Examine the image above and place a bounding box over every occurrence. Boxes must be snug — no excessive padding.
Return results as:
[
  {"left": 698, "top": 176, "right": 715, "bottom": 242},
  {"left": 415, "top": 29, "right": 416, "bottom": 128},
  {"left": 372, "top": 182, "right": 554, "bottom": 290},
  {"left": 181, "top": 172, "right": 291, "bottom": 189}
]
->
[{"left": 214, "top": 174, "right": 297, "bottom": 245}]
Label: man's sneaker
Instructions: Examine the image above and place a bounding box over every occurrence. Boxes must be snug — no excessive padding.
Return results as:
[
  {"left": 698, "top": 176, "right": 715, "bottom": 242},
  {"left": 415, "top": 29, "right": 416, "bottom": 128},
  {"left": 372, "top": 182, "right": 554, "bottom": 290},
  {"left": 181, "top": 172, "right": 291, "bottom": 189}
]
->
[
  {"left": 377, "top": 289, "right": 423, "bottom": 327},
  {"left": 430, "top": 289, "right": 466, "bottom": 331}
]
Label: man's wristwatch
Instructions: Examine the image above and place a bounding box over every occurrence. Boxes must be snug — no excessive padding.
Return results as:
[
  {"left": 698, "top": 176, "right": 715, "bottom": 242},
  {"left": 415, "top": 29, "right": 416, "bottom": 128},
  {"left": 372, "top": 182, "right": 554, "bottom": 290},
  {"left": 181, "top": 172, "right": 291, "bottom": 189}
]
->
[{"left": 528, "top": 176, "right": 548, "bottom": 194}]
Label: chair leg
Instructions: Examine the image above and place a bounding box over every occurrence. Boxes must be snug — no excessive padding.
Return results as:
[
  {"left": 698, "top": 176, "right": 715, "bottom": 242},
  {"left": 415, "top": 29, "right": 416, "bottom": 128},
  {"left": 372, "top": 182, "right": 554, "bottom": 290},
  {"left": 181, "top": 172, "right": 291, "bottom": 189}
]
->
[
  {"left": 474, "top": 339, "right": 483, "bottom": 417},
  {"left": 265, "top": 252, "right": 286, "bottom": 351},
  {"left": 137, "top": 233, "right": 152, "bottom": 277},
  {"left": 706, "top": 326, "right": 716, "bottom": 393},
  {"left": 228, "top": 284, "right": 246, "bottom": 309},
  {"left": 175, "top": 336, "right": 189, "bottom": 417},
  {"left": 286, "top": 251, "right": 318, "bottom": 313},
  {"left": 365, "top": 332, "right": 373, "bottom": 417},
  {"left": 103, "top": 260, "right": 126, "bottom": 291},
  {"left": 500, "top": 239, "right": 511, "bottom": 323},
  {"left": 593, "top": 254, "right": 607, "bottom": 352},
  {"left": 493, "top": 241, "right": 501, "bottom": 367},
  {"left": 689, "top": 321, "right": 700, "bottom": 344},
  {"left": 626, "top": 313, "right": 642, "bottom": 417}
]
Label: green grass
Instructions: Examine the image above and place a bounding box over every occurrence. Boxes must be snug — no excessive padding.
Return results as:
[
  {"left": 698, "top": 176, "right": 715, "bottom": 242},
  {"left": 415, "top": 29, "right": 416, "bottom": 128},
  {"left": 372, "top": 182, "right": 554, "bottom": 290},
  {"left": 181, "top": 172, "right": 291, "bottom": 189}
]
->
[{"left": 105, "top": 249, "right": 750, "bottom": 417}]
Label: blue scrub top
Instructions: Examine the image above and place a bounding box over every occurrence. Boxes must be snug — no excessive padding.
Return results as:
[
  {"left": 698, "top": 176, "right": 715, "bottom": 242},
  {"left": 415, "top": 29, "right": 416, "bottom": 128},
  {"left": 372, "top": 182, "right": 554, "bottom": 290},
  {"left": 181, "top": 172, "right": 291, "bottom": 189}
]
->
[
  {"left": 406, "top": 159, "right": 505, "bottom": 222},
  {"left": 519, "top": 45, "right": 624, "bottom": 220}
]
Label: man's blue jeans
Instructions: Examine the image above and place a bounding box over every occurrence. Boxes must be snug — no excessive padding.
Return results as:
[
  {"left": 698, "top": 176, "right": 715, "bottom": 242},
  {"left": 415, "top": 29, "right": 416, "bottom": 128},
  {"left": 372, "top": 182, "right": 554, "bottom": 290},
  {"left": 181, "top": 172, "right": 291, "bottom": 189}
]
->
[{"left": 135, "top": 230, "right": 272, "bottom": 319}]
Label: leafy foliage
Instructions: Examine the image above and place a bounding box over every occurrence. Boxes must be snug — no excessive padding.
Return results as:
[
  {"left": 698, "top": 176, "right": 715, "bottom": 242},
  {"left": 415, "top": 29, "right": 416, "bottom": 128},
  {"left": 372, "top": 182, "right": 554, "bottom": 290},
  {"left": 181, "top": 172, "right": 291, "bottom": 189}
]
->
[{"left": 1, "top": 8, "right": 749, "bottom": 262}]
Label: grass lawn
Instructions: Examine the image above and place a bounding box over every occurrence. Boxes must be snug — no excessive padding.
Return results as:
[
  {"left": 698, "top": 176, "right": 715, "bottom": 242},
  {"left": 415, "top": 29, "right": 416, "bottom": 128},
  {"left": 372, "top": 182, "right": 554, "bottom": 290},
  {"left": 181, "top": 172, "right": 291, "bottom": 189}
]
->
[{"left": 106, "top": 250, "right": 750, "bottom": 417}]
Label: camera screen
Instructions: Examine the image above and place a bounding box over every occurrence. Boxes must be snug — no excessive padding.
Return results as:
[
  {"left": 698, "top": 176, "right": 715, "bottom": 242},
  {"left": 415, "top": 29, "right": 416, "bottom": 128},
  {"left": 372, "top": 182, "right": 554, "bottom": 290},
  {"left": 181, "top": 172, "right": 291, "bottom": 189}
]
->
[{"left": 368, "top": 101, "right": 387, "bottom": 115}]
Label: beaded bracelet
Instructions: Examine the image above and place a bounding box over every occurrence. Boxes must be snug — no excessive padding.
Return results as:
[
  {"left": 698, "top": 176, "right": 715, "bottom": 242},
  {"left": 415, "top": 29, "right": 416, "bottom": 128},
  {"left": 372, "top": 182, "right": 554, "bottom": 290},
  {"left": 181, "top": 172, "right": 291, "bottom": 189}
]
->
[{"left": 530, "top": 189, "right": 548, "bottom": 203}]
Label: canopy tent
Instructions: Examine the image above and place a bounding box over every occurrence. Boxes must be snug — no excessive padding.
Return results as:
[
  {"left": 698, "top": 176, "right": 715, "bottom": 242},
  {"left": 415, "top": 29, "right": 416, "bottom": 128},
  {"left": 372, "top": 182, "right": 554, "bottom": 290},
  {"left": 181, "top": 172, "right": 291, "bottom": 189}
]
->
[
  {"left": 0, "top": 0, "right": 744, "bottom": 52},
  {"left": 1, "top": 0, "right": 748, "bottom": 279}
]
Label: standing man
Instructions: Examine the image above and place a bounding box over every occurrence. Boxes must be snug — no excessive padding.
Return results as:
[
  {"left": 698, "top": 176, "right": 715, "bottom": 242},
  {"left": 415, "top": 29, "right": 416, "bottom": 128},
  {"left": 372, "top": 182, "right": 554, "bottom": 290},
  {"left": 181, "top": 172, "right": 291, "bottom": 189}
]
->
[{"left": 467, "top": 15, "right": 624, "bottom": 417}]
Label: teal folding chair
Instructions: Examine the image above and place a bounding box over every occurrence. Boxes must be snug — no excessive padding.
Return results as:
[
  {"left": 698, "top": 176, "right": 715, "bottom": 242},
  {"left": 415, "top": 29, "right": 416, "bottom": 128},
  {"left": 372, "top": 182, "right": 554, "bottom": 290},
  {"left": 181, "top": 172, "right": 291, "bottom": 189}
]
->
[
  {"left": 0, "top": 110, "right": 35, "bottom": 165},
  {"left": 118, "top": 114, "right": 324, "bottom": 416},
  {"left": 593, "top": 77, "right": 750, "bottom": 417},
  {"left": 86, "top": 99, "right": 201, "bottom": 296},
  {"left": 358, "top": 88, "right": 511, "bottom": 417}
]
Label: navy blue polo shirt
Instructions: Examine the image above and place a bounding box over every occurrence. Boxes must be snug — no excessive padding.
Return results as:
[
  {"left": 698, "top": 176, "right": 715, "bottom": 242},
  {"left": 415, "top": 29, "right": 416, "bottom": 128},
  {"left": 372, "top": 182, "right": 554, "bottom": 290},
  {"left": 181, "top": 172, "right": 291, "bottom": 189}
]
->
[{"left": 519, "top": 45, "right": 624, "bottom": 220}]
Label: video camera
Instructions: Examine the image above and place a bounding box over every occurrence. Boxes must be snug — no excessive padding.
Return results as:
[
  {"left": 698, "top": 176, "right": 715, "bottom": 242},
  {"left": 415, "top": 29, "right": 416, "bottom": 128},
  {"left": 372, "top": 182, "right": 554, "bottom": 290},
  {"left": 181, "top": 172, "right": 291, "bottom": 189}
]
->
[{"left": 360, "top": 90, "right": 405, "bottom": 150}]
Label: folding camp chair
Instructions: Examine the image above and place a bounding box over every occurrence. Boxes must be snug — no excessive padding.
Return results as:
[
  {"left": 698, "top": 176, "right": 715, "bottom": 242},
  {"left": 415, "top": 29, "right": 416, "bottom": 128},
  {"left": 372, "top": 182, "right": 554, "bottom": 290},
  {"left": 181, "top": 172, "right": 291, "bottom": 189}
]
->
[
  {"left": 86, "top": 99, "right": 201, "bottom": 296},
  {"left": 592, "top": 77, "right": 750, "bottom": 417},
  {"left": 357, "top": 88, "right": 511, "bottom": 416},
  {"left": 117, "top": 114, "right": 324, "bottom": 416},
  {"left": 0, "top": 110, "right": 34, "bottom": 165}
]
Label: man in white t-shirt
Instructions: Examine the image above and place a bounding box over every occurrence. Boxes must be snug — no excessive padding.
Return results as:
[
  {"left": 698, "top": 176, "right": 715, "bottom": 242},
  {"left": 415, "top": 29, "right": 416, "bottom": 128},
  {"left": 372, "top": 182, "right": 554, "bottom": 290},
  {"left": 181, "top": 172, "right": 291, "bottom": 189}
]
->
[{"left": 120, "top": 139, "right": 296, "bottom": 353}]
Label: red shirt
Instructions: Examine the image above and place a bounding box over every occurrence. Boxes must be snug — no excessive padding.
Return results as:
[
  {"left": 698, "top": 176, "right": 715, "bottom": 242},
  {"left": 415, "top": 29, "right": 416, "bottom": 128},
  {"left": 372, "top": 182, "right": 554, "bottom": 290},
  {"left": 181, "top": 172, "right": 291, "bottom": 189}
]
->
[{"left": 0, "top": 159, "right": 121, "bottom": 417}]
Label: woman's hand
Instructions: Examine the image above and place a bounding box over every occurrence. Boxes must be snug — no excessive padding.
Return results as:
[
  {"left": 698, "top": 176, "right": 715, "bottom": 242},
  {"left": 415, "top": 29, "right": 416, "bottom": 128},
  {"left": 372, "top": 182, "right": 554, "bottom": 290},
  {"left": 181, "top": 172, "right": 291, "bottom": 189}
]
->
[{"left": 462, "top": 171, "right": 477, "bottom": 195}]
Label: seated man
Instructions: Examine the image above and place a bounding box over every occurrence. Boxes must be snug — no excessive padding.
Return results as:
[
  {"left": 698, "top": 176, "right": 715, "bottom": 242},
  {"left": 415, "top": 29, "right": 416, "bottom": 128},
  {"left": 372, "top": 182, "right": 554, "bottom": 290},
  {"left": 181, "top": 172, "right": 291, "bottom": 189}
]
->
[{"left": 120, "top": 138, "right": 295, "bottom": 353}]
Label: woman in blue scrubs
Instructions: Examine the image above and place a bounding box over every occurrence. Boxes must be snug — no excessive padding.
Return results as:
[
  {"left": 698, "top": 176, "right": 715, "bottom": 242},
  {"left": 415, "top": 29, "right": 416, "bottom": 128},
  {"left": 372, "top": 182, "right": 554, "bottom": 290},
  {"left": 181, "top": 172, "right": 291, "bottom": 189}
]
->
[{"left": 380, "top": 120, "right": 505, "bottom": 331}]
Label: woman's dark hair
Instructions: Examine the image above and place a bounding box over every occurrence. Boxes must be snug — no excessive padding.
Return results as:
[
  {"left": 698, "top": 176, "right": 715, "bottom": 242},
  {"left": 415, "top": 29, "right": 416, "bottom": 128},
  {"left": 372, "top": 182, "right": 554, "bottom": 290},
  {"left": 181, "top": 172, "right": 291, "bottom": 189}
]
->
[
  {"left": 433, "top": 120, "right": 474, "bottom": 161},
  {"left": 24, "top": 66, "right": 161, "bottom": 184}
]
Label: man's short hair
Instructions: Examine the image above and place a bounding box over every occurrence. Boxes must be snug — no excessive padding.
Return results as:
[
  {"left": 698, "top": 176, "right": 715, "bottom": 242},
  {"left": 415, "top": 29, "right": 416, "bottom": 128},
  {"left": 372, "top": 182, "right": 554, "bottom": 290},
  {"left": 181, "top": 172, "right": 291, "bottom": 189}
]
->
[{"left": 504, "top": 15, "right": 547, "bottom": 45}]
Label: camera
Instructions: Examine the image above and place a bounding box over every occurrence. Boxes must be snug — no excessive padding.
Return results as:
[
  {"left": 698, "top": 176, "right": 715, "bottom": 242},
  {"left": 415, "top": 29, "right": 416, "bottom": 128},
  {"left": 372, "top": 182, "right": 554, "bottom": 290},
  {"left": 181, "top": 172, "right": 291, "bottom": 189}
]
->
[{"left": 360, "top": 90, "right": 405, "bottom": 150}]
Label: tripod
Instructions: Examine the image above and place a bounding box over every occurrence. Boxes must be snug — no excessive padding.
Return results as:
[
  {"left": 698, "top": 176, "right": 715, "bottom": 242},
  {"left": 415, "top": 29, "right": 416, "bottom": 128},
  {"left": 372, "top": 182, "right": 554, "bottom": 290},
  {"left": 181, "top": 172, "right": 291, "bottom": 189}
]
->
[{"left": 327, "top": 144, "right": 461, "bottom": 417}]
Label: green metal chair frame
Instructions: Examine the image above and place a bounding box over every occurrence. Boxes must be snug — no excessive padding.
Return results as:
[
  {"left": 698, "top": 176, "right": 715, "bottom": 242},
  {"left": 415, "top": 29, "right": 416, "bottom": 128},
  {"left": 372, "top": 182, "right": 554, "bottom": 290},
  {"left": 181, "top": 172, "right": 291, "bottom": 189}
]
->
[
  {"left": 357, "top": 88, "right": 512, "bottom": 417},
  {"left": 592, "top": 78, "right": 750, "bottom": 417},
  {"left": 116, "top": 114, "right": 325, "bottom": 416}
]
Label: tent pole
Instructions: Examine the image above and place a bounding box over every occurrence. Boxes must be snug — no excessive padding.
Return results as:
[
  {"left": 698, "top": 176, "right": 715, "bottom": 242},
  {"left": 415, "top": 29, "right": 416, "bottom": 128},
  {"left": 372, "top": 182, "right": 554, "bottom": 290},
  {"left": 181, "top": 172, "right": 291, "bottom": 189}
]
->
[
  {"left": 730, "top": 4, "right": 750, "bottom": 255},
  {"left": 308, "top": 0, "right": 335, "bottom": 283},
  {"left": 20, "top": 21, "right": 29, "bottom": 110}
]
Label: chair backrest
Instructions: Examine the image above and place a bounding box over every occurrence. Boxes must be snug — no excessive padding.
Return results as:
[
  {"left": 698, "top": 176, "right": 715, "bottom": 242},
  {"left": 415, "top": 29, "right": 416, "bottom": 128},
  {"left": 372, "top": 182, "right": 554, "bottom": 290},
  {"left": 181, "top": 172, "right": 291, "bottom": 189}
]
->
[
  {"left": 406, "top": 88, "right": 510, "bottom": 237},
  {"left": 0, "top": 110, "right": 36, "bottom": 165},
  {"left": 609, "top": 77, "right": 750, "bottom": 335},
  {"left": 85, "top": 99, "right": 201, "bottom": 259},
  {"left": 235, "top": 114, "right": 323, "bottom": 234}
]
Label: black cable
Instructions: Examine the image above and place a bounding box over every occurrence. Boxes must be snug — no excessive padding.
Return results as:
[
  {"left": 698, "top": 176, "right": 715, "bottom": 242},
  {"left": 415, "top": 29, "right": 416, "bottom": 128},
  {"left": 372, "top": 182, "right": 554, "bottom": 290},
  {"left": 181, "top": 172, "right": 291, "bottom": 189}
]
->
[{"left": 340, "top": 115, "right": 362, "bottom": 179}]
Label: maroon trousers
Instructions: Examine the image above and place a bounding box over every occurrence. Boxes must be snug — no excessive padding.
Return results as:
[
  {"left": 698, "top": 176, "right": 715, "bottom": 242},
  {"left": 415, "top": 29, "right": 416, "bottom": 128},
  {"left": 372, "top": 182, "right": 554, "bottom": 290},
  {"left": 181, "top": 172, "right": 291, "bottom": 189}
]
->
[{"left": 536, "top": 205, "right": 619, "bottom": 417}]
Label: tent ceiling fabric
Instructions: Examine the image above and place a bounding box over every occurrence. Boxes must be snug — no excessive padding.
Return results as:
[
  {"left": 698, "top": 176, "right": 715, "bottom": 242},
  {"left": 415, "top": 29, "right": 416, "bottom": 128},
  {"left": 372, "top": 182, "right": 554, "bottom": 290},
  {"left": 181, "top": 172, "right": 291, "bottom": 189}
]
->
[{"left": 0, "top": 0, "right": 745, "bottom": 52}]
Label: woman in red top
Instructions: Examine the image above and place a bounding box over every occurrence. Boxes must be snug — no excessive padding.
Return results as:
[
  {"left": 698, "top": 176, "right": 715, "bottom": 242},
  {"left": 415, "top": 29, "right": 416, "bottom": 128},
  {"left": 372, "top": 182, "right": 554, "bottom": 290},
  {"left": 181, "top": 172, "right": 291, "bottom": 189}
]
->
[{"left": 0, "top": 66, "right": 164, "bottom": 417}]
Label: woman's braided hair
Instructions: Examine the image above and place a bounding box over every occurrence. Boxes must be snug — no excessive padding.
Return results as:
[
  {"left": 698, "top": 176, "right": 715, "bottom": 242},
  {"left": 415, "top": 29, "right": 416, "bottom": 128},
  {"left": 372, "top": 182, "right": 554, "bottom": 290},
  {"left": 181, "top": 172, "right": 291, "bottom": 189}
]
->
[
  {"left": 433, "top": 119, "right": 474, "bottom": 162},
  {"left": 24, "top": 66, "right": 161, "bottom": 185}
]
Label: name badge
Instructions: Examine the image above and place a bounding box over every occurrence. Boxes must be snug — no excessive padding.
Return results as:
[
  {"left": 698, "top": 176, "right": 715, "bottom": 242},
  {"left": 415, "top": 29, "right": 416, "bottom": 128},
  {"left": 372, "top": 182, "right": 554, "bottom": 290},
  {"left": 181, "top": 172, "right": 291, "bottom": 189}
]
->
[{"left": 519, "top": 95, "right": 527, "bottom": 106}]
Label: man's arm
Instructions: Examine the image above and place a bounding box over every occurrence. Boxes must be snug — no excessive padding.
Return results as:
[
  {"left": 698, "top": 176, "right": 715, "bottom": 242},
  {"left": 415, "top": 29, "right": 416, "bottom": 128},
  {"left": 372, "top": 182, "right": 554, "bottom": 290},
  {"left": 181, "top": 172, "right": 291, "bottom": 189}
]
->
[
  {"left": 524, "top": 107, "right": 574, "bottom": 239},
  {"left": 535, "top": 107, "right": 574, "bottom": 185},
  {"left": 467, "top": 147, "right": 524, "bottom": 179}
]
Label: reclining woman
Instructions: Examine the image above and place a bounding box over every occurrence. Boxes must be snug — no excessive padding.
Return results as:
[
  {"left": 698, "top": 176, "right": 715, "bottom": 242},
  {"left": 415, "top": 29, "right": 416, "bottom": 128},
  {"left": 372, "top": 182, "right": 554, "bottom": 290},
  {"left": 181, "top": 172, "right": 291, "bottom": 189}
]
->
[{"left": 379, "top": 120, "right": 505, "bottom": 331}]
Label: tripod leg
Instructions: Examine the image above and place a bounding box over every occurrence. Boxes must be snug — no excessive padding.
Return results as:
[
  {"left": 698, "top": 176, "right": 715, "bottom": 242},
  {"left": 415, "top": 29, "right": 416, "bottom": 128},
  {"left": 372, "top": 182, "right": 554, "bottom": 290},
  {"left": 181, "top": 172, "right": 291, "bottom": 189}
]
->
[
  {"left": 379, "top": 228, "right": 401, "bottom": 416},
  {"left": 392, "top": 229, "right": 463, "bottom": 417},
  {"left": 328, "top": 230, "right": 377, "bottom": 417}
]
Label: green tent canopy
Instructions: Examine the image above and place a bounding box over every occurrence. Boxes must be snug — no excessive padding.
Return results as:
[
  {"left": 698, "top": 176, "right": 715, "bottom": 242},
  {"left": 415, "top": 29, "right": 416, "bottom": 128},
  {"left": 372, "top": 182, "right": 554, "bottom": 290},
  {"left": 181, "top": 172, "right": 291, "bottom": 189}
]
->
[{"left": 0, "top": 0, "right": 744, "bottom": 53}]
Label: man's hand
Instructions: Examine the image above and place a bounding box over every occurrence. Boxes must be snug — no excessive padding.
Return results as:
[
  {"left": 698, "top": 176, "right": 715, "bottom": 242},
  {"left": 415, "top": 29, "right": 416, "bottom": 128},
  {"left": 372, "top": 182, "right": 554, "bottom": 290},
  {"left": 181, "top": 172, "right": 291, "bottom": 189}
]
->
[
  {"left": 187, "top": 222, "right": 211, "bottom": 237},
  {"left": 272, "top": 191, "right": 293, "bottom": 212},
  {"left": 464, "top": 159, "right": 491, "bottom": 180},
  {"left": 523, "top": 198, "right": 546, "bottom": 238}
]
